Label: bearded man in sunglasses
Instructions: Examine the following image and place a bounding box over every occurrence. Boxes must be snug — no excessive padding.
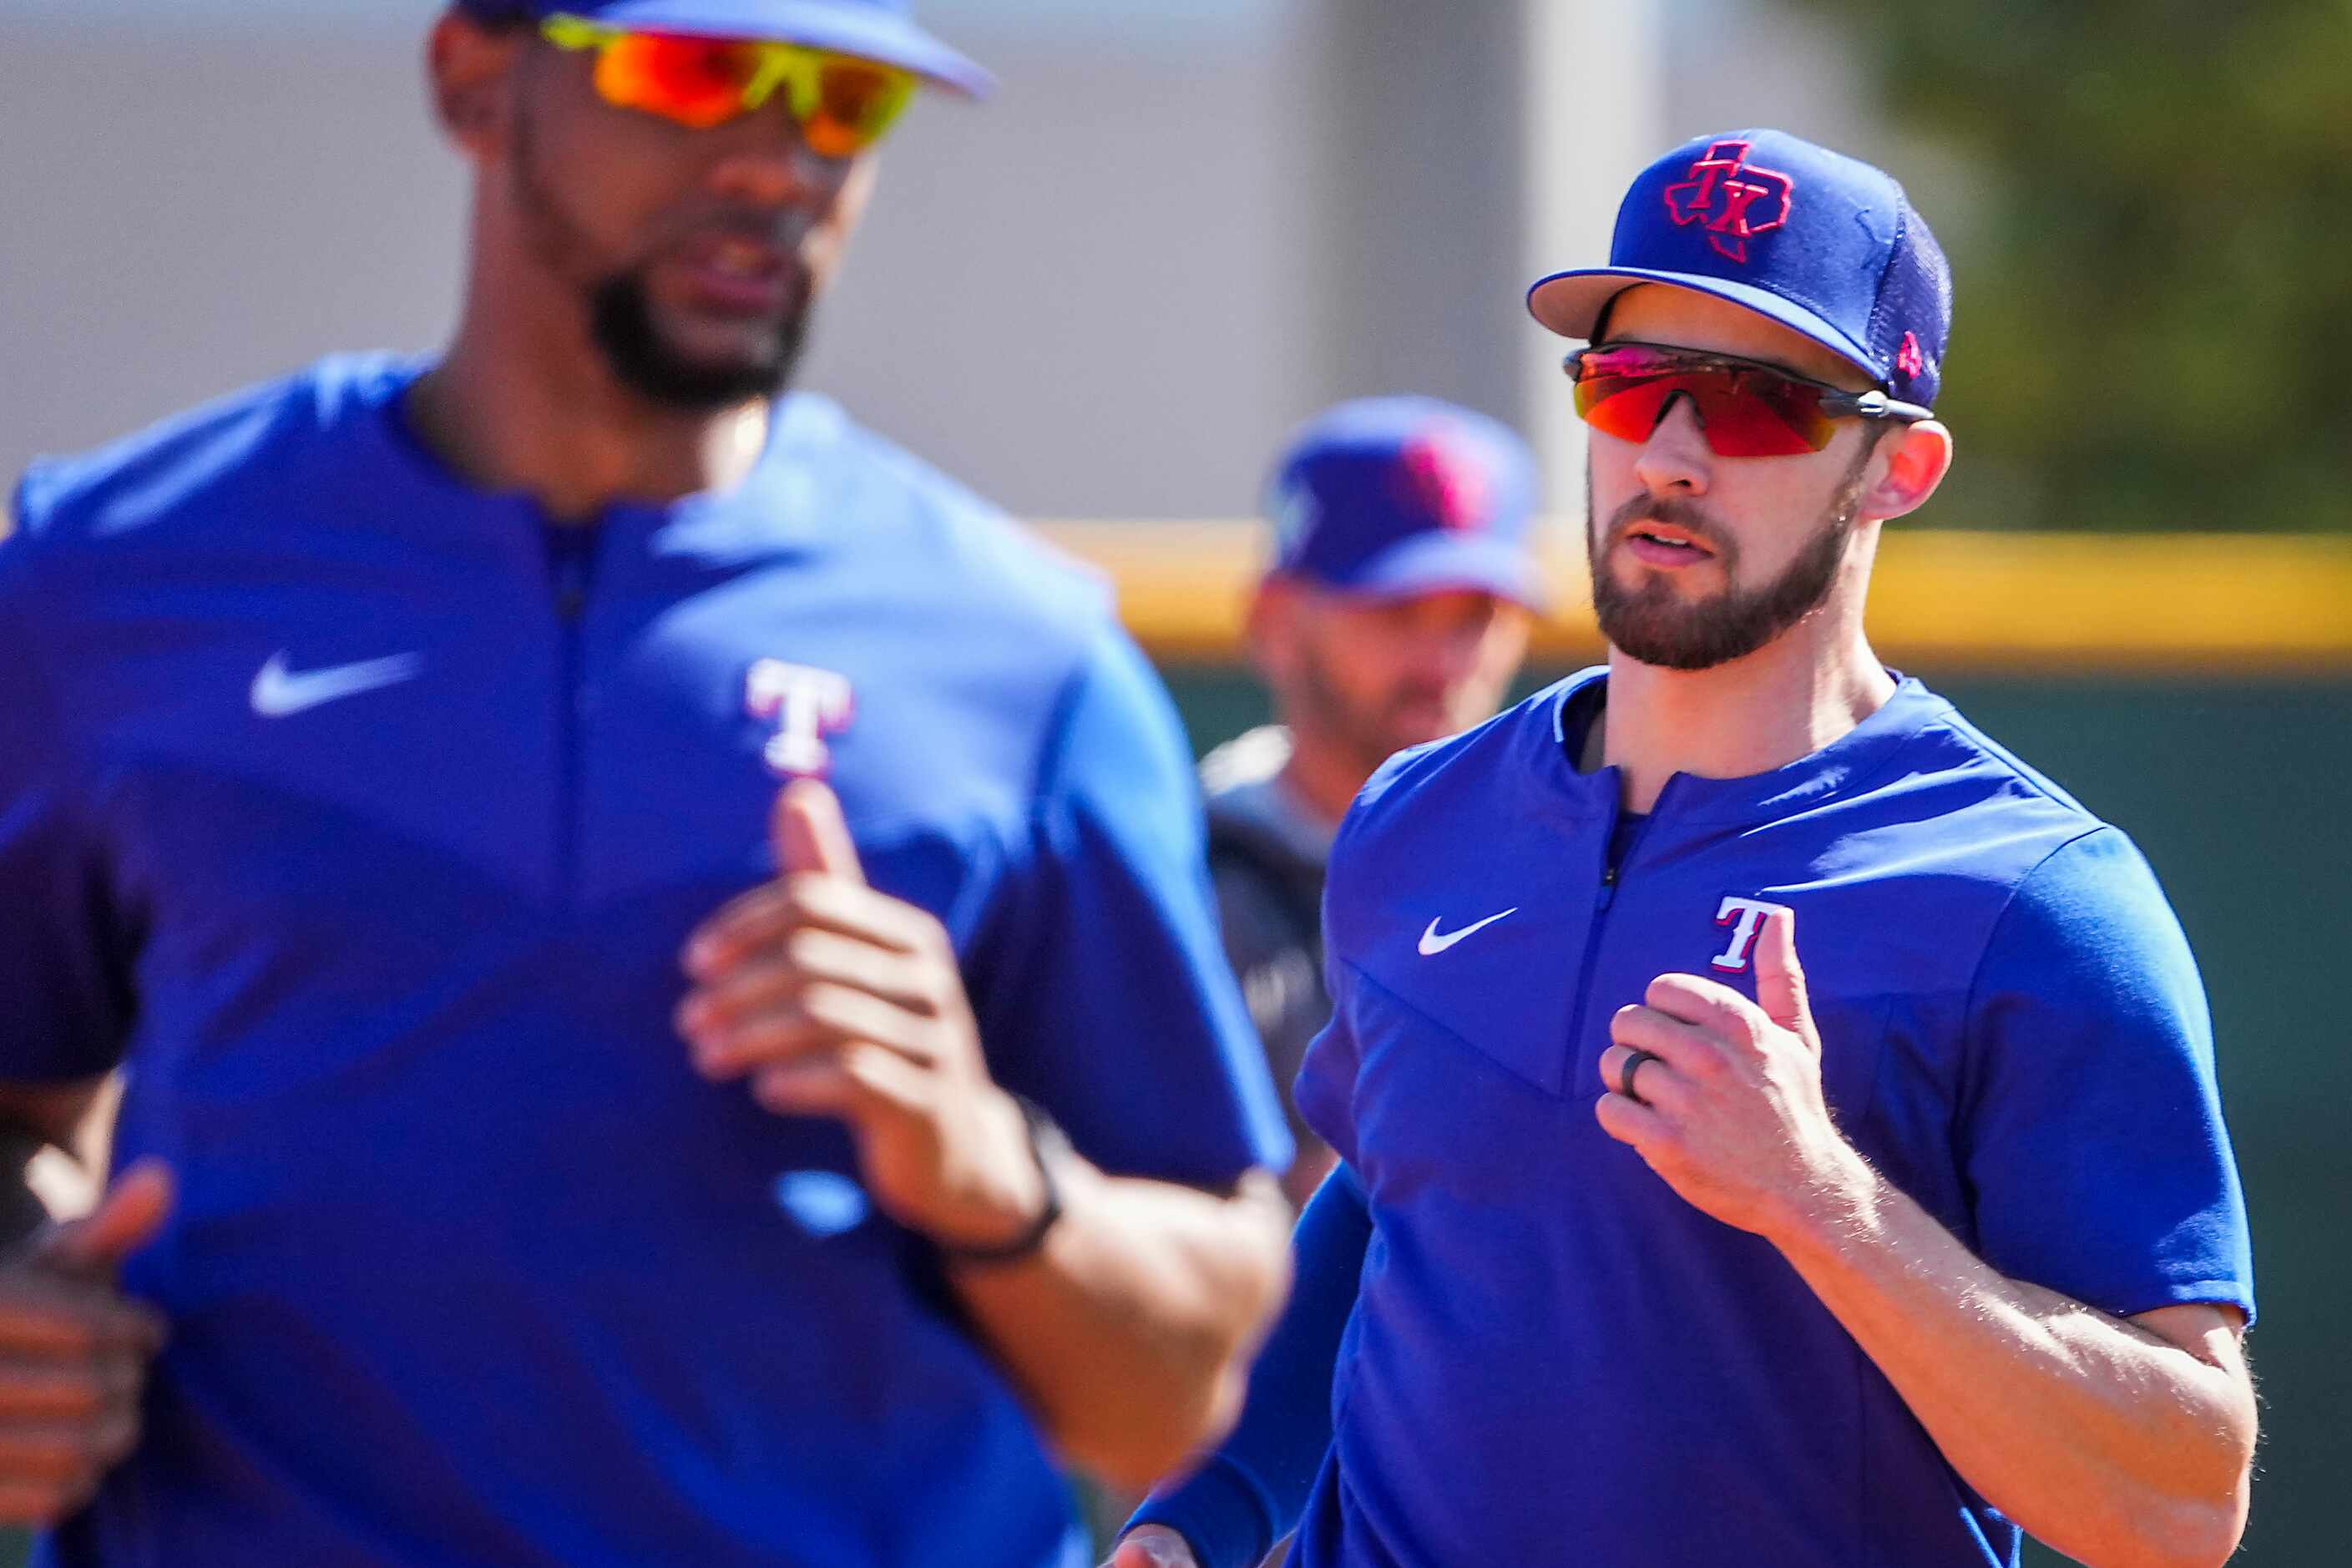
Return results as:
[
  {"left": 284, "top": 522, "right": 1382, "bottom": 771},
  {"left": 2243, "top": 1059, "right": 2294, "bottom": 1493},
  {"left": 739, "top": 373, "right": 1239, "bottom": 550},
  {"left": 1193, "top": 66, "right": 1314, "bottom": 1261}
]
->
[
  {"left": 1114, "top": 129, "right": 2256, "bottom": 1568},
  {"left": 0, "top": 3, "right": 1297, "bottom": 1563}
]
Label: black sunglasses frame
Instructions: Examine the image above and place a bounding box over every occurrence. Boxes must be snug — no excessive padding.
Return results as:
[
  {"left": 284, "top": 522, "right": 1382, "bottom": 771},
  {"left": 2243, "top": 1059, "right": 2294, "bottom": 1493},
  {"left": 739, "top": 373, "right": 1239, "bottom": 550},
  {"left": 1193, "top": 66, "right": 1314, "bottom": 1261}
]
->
[{"left": 1561, "top": 341, "right": 1935, "bottom": 427}]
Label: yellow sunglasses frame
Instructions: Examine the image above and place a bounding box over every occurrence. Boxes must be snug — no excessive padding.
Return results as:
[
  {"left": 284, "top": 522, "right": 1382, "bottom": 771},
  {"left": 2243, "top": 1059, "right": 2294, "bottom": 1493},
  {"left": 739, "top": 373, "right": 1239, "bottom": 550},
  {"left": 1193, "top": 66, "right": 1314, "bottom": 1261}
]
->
[{"left": 540, "top": 13, "right": 917, "bottom": 149}]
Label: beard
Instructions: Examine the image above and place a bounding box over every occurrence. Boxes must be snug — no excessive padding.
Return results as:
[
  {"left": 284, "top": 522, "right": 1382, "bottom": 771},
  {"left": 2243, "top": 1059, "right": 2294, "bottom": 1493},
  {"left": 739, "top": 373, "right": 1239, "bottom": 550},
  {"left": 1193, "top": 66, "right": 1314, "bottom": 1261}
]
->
[
  {"left": 511, "top": 111, "right": 812, "bottom": 412},
  {"left": 1586, "top": 442, "right": 1876, "bottom": 671},
  {"left": 587, "top": 273, "right": 808, "bottom": 411},
  {"left": 1290, "top": 640, "right": 1474, "bottom": 779}
]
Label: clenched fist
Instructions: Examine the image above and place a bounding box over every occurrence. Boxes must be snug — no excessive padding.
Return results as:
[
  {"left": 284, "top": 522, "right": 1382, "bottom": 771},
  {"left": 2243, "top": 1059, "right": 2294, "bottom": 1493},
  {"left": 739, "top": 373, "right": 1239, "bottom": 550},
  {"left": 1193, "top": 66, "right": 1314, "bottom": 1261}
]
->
[
  {"left": 678, "top": 779, "right": 1049, "bottom": 1254},
  {"left": 0, "top": 1161, "right": 171, "bottom": 1525},
  {"left": 1594, "top": 906, "right": 1869, "bottom": 1240},
  {"left": 1102, "top": 1523, "right": 1201, "bottom": 1568}
]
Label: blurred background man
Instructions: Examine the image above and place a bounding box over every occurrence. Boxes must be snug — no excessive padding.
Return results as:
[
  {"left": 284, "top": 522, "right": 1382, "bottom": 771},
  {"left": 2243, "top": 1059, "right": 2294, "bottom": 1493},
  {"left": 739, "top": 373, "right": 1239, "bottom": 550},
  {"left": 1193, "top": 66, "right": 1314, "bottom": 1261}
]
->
[{"left": 1201, "top": 398, "right": 1545, "bottom": 1206}]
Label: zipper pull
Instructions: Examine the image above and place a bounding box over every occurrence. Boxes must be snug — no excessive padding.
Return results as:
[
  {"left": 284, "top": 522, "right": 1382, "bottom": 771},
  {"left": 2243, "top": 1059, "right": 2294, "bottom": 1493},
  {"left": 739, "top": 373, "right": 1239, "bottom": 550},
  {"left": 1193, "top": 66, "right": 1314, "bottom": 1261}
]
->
[{"left": 547, "top": 529, "right": 591, "bottom": 622}]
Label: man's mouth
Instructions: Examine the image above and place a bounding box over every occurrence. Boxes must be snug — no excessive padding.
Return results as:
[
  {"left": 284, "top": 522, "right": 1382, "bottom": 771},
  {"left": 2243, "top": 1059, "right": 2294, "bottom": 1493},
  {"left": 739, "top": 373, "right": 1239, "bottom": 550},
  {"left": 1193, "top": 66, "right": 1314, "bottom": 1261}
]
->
[
  {"left": 670, "top": 232, "right": 799, "bottom": 316},
  {"left": 1622, "top": 521, "right": 1718, "bottom": 566},
  {"left": 709, "top": 235, "right": 784, "bottom": 276}
]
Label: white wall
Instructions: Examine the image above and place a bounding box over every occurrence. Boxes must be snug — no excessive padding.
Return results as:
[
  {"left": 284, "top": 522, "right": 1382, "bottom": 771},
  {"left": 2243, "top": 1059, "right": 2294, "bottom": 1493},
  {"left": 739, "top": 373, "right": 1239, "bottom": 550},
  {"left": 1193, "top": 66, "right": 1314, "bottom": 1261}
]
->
[
  {"left": 0, "top": 1, "right": 1867, "bottom": 522},
  {"left": 0, "top": 2, "right": 1325, "bottom": 519}
]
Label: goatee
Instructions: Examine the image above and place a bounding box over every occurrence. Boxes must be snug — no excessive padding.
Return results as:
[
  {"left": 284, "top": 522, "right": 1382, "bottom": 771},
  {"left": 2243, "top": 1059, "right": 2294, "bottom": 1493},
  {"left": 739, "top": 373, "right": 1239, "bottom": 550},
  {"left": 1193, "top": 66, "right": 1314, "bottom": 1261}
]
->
[{"left": 589, "top": 273, "right": 810, "bottom": 412}]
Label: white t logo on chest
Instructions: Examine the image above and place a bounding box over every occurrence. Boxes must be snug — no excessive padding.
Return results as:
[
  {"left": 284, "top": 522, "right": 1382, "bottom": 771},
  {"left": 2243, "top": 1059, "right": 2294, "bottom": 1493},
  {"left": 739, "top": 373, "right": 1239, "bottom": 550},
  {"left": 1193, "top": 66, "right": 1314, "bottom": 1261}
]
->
[
  {"left": 746, "top": 660, "right": 855, "bottom": 779},
  {"left": 1711, "top": 895, "right": 1793, "bottom": 972}
]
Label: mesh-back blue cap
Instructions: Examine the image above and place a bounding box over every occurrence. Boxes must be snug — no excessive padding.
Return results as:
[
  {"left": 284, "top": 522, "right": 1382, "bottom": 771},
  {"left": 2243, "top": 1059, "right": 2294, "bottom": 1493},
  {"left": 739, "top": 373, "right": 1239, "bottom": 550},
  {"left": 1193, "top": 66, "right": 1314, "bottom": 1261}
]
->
[
  {"left": 1527, "top": 129, "right": 1951, "bottom": 405},
  {"left": 1267, "top": 397, "right": 1547, "bottom": 610}
]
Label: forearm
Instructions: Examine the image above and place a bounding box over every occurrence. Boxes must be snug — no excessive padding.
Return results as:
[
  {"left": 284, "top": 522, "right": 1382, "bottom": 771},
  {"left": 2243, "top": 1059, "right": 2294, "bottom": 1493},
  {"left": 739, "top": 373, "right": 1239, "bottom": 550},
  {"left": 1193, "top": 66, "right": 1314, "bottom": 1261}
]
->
[
  {"left": 1129, "top": 1161, "right": 1372, "bottom": 1567},
  {"left": 952, "top": 1163, "right": 1292, "bottom": 1491},
  {"left": 1772, "top": 1152, "right": 2255, "bottom": 1568}
]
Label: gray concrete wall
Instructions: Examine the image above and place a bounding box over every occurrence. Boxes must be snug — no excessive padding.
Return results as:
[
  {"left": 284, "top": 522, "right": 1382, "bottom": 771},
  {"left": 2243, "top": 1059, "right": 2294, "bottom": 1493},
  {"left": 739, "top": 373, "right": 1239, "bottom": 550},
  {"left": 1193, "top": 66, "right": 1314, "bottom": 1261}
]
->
[
  {"left": 0, "top": 2, "right": 1851, "bottom": 524},
  {"left": 0, "top": 2, "right": 1328, "bottom": 519}
]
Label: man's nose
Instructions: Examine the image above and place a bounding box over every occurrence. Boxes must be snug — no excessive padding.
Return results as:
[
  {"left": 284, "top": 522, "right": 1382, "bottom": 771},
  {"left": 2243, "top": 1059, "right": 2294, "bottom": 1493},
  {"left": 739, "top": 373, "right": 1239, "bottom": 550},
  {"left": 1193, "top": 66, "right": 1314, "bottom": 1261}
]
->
[
  {"left": 703, "top": 108, "right": 848, "bottom": 208},
  {"left": 1411, "top": 626, "right": 1488, "bottom": 688},
  {"left": 1631, "top": 392, "right": 1712, "bottom": 497}
]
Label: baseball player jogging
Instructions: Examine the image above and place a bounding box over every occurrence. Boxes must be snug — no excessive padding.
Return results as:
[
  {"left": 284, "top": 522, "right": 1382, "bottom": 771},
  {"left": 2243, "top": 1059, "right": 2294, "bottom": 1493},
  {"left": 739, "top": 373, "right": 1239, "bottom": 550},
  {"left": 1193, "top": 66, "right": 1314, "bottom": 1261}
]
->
[
  {"left": 1114, "top": 129, "right": 2256, "bottom": 1568},
  {"left": 0, "top": 3, "right": 1292, "bottom": 1564}
]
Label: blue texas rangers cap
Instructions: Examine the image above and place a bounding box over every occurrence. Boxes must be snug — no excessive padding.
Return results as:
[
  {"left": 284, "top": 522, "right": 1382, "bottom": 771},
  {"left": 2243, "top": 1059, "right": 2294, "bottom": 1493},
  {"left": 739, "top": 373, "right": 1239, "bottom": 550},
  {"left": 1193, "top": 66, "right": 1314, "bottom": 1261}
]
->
[
  {"left": 1267, "top": 397, "right": 1548, "bottom": 610},
  {"left": 468, "top": 1, "right": 992, "bottom": 97},
  {"left": 1526, "top": 129, "right": 1951, "bottom": 406}
]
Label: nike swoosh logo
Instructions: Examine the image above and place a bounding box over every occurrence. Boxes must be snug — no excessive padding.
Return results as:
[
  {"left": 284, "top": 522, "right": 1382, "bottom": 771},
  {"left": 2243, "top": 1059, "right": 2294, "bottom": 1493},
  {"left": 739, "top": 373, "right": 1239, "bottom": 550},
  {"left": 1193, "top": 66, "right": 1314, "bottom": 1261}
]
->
[
  {"left": 250, "top": 651, "right": 423, "bottom": 717},
  {"left": 1418, "top": 908, "right": 1519, "bottom": 956}
]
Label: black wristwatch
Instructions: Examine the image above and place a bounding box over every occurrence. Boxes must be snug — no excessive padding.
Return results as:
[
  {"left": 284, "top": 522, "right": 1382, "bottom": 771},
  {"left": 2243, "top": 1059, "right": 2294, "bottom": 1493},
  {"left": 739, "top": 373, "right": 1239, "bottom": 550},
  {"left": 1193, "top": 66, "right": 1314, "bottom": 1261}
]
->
[{"left": 937, "top": 1095, "right": 1071, "bottom": 1267}]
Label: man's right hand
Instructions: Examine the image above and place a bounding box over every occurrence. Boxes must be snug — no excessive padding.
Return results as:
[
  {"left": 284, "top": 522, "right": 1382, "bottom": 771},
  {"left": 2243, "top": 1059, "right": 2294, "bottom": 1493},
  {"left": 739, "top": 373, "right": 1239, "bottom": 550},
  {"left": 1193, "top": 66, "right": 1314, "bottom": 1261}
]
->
[
  {"left": 1102, "top": 1525, "right": 1202, "bottom": 1567},
  {"left": 0, "top": 1160, "right": 171, "bottom": 1525}
]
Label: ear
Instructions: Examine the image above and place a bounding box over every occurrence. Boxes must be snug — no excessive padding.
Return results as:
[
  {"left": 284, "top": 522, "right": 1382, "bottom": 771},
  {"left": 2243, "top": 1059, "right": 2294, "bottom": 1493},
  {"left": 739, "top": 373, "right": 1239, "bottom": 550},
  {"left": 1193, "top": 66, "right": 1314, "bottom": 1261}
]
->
[
  {"left": 1244, "top": 574, "right": 1305, "bottom": 680},
  {"left": 427, "top": 9, "right": 529, "bottom": 163},
  {"left": 836, "top": 154, "right": 883, "bottom": 234},
  {"left": 1855, "top": 418, "right": 1954, "bottom": 525}
]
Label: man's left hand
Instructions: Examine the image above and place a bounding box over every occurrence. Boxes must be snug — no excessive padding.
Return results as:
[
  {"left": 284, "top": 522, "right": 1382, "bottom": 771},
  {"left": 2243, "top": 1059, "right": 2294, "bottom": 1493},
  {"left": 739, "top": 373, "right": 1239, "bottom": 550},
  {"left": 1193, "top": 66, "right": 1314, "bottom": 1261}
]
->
[
  {"left": 1594, "top": 908, "right": 1867, "bottom": 1238},
  {"left": 677, "top": 780, "right": 1047, "bottom": 1253}
]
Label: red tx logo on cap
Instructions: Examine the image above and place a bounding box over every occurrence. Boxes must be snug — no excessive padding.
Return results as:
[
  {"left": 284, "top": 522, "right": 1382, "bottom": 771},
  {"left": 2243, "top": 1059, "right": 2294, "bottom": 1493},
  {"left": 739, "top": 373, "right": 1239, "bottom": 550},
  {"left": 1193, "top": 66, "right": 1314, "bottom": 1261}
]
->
[
  {"left": 1895, "top": 332, "right": 1928, "bottom": 381},
  {"left": 1663, "top": 140, "right": 1795, "bottom": 265},
  {"left": 1396, "top": 430, "right": 1491, "bottom": 533}
]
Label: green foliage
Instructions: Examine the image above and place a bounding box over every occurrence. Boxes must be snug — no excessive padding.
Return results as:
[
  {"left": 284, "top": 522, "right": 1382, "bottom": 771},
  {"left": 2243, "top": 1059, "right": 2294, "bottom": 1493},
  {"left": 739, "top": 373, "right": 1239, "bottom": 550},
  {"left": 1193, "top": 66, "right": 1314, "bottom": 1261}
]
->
[{"left": 1795, "top": 0, "right": 2352, "bottom": 531}]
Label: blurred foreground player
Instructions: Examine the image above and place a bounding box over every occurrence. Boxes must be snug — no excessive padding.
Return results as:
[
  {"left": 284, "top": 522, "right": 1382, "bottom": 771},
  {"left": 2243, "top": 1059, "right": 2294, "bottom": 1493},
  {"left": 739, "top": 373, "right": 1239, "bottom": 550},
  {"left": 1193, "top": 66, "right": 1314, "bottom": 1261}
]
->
[
  {"left": 1117, "top": 129, "right": 2255, "bottom": 1568},
  {"left": 1199, "top": 400, "right": 1540, "bottom": 1208},
  {"left": 0, "top": 3, "right": 1292, "bottom": 1562}
]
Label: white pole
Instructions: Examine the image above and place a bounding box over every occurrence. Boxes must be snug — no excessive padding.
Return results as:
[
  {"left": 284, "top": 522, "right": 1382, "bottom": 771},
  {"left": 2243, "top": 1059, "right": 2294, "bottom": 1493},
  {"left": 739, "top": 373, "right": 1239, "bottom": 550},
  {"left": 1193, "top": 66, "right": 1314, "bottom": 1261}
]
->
[{"left": 1520, "top": 0, "right": 1664, "bottom": 534}]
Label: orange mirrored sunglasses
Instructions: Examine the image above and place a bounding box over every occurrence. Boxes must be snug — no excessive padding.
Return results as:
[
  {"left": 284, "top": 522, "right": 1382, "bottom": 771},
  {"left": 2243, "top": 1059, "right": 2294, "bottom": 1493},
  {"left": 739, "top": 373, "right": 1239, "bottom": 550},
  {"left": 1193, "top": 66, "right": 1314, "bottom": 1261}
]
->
[
  {"left": 1565, "top": 342, "right": 1932, "bottom": 458},
  {"left": 542, "top": 13, "right": 917, "bottom": 155}
]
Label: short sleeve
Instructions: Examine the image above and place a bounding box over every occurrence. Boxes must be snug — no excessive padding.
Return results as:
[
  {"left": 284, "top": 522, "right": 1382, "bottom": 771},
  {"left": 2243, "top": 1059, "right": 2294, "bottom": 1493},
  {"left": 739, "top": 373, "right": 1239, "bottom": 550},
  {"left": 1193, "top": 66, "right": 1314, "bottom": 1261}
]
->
[
  {"left": 1292, "top": 782, "right": 1393, "bottom": 1172},
  {"left": 0, "top": 517, "right": 135, "bottom": 1082},
  {"left": 966, "top": 627, "right": 1292, "bottom": 1187},
  {"left": 1292, "top": 969, "right": 1365, "bottom": 1174},
  {"left": 1960, "top": 827, "right": 2254, "bottom": 1323},
  {"left": 1208, "top": 854, "right": 1326, "bottom": 1147}
]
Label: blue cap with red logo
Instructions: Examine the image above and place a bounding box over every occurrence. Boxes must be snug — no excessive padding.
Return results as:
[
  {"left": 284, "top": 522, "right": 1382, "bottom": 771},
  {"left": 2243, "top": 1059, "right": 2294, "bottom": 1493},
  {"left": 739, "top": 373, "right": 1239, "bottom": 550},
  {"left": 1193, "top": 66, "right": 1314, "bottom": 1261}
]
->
[
  {"left": 1526, "top": 129, "right": 1950, "bottom": 406},
  {"left": 1267, "top": 397, "right": 1547, "bottom": 610},
  {"left": 471, "top": 1, "right": 992, "bottom": 97}
]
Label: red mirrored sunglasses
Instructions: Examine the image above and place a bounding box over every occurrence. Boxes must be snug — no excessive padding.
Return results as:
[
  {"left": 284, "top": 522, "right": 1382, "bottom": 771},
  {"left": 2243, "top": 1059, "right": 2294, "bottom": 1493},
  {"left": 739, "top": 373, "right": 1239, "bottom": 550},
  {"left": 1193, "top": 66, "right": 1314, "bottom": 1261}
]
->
[{"left": 1564, "top": 341, "right": 1932, "bottom": 458}]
